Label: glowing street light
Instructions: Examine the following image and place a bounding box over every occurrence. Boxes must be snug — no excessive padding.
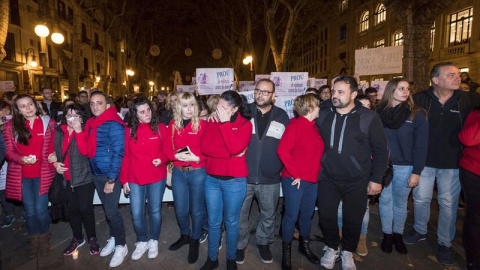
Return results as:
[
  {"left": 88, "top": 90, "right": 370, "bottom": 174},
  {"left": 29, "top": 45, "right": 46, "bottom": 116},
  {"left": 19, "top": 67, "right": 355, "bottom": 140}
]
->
[
  {"left": 243, "top": 55, "right": 254, "bottom": 80},
  {"left": 34, "top": 24, "right": 49, "bottom": 37},
  {"left": 51, "top": 32, "right": 65, "bottom": 44}
]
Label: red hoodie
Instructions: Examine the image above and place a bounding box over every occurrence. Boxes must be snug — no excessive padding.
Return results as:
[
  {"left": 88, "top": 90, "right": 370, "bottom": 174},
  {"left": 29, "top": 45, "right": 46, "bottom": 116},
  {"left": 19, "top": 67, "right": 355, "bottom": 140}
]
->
[
  {"left": 201, "top": 114, "right": 253, "bottom": 178},
  {"left": 165, "top": 119, "right": 207, "bottom": 167},
  {"left": 459, "top": 109, "right": 480, "bottom": 176},
  {"left": 277, "top": 116, "right": 324, "bottom": 183},
  {"left": 119, "top": 123, "right": 168, "bottom": 185}
]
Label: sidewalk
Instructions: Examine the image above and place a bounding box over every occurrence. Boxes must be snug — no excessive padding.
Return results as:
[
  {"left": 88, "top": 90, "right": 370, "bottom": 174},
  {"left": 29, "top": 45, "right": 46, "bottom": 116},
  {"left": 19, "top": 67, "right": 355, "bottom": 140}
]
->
[{"left": 0, "top": 196, "right": 466, "bottom": 270}]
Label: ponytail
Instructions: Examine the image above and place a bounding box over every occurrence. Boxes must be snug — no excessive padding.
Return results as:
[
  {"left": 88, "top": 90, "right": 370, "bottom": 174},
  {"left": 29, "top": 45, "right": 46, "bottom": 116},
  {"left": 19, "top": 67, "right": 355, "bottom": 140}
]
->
[{"left": 220, "top": 90, "right": 251, "bottom": 120}]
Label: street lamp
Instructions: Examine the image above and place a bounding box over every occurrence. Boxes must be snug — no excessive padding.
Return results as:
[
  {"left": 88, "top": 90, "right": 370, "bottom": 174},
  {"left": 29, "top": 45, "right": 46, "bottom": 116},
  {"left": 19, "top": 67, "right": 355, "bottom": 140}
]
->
[
  {"left": 243, "top": 55, "right": 254, "bottom": 80},
  {"left": 126, "top": 69, "right": 135, "bottom": 95},
  {"left": 25, "top": 48, "right": 38, "bottom": 68},
  {"left": 149, "top": 80, "right": 155, "bottom": 94},
  {"left": 34, "top": 23, "right": 64, "bottom": 89}
]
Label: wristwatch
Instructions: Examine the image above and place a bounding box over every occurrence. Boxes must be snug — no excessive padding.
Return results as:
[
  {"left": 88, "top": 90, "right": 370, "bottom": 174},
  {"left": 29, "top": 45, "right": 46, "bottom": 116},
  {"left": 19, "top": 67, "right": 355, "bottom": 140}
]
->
[{"left": 107, "top": 179, "right": 115, "bottom": 184}]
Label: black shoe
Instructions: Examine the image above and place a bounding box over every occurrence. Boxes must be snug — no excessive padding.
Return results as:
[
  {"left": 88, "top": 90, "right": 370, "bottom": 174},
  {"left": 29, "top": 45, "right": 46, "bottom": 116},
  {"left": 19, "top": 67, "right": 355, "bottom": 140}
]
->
[
  {"left": 393, "top": 233, "right": 407, "bottom": 254},
  {"left": 236, "top": 249, "right": 245, "bottom": 264},
  {"left": 200, "top": 257, "right": 219, "bottom": 270},
  {"left": 282, "top": 241, "right": 292, "bottom": 270},
  {"left": 403, "top": 229, "right": 427, "bottom": 244},
  {"left": 227, "top": 259, "right": 237, "bottom": 270},
  {"left": 188, "top": 238, "right": 200, "bottom": 264},
  {"left": 257, "top": 244, "right": 273, "bottom": 264},
  {"left": 200, "top": 230, "right": 208, "bottom": 243},
  {"left": 381, "top": 233, "right": 393, "bottom": 253},
  {"left": 437, "top": 244, "right": 454, "bottom": 265},
  {"left": 298, "top": 235, "right": 319, "bottom": 264},
  {"left": 169, "top": 234, "right": 190, "bottom": 251}
]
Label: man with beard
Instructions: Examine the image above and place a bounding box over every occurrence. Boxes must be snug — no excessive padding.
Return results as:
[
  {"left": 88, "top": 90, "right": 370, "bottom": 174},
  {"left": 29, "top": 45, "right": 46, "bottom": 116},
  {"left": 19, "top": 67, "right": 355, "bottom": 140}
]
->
[
  {"left": 317, "top": 76, "right": 387, "bottom": 270},
  {"left": 236, "top": 79, "right": 289, "bottom": 265}
]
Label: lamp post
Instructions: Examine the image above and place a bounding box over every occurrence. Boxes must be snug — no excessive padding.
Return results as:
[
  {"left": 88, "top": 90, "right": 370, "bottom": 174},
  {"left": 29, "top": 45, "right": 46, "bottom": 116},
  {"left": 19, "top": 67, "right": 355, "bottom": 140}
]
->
[
  {"left": 149, "top": 81, "right": 155, "bottom": 96},
  {"left": 25, "top": 48, "right": 38, "bottom": 68},
  {"left": 34, "top": 23, "right": 64, "bottom": 89},
  {"left": 243, "top": 55, "right": 254, "bottom": 80},
  {"left": 126, "top": 69, "right": 134, "bottom": 96}
]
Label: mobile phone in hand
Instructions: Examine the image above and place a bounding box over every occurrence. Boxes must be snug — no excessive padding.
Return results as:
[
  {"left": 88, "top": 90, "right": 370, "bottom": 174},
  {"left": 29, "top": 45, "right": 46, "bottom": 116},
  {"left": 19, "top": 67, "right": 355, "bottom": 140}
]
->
[{"left": 177, "top": 146, "right": 191, "bottom": 154}]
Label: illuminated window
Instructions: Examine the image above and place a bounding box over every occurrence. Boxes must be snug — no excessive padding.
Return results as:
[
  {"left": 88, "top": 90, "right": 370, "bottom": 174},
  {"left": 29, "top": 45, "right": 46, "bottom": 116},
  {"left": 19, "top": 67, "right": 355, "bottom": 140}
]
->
[
  {"left": 393, "top": 31, "right": 403, "bottom": 46},
  {"left": 360, "top": 11, "right": 369, "bottom": 32},
  {"left": 376, "top": 4, "right": 386, "bottom": 24},
  {"left": 449, "top": 7, "right": 473, "bottom": 46},
  {"left": 374, "top": 39, "right": 385, "bottom": 48},
  {"left": 359, "top": 45, "right": 368, "bottom": 50},
  {"left": 430, "top": 22, "right": 435, "bottom": 50}
]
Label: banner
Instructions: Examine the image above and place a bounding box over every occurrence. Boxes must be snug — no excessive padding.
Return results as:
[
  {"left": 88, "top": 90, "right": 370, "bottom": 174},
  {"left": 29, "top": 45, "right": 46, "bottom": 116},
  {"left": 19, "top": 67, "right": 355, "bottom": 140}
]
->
[
  {"left": 239, "top": 91, "right": 255, "bottom": 104},
  {"left": 371, "top": 81, "right": 389, "bottom": 100},
  {"left": 307, "top": 78, "right": 328, "bottom": 89},
  {"left": 355, "top": 46, "right": 403, "bottom": 76},
  {"left": 359, "top": 81, "right": 369, "bottom": 93},
  {"left": 275, "top": 95, "right": 299, "bottom": 119},
  {"left": 176, "top": 85, "right": 195, "bottom": 93},
  {"left": 270, "top": 72, "right": 308, "bottom": 96},
  {"left": 196, "top": 68, "right": 234, "bottom": 95},
  {"left": 255, "top": 74, "right": 270, "bottom": 83},
  {"left": 0, "top": 81, "right": 15, "bottom": 92},
  {"left": 238, "top": 81, "right": 255, "bottom": 92}
]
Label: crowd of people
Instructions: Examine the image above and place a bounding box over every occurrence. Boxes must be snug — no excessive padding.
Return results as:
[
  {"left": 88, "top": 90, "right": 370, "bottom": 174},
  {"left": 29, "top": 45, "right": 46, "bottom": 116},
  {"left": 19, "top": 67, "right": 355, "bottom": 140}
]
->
[{"left": 0, "top": 62, "right": 479, "bottom": 270}]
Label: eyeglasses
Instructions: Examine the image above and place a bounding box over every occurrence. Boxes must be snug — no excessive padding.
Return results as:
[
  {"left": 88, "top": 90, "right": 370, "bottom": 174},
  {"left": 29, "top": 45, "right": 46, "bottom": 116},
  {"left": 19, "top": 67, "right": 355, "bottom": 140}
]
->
[
  {"left": 254, "top": 88, "right": 273, "bottom": 96},
  {"left": 66, "top": 115, "right": 81, "bottom": 118}
]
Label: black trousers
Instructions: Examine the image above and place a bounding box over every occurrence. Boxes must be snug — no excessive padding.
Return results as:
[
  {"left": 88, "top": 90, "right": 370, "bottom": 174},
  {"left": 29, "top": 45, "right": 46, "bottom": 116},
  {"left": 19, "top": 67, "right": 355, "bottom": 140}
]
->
[
  {"left": 459, "top": 168, "right": 480, "bottom": 266},
  {"left": 0, "top": 190, "right": 15, "bottom": 216},
  {"left": 66, "top": 182, "right": 96, "bottom": 240},
  {"left": 317, "top": 175, "right": 369, "bottom": 252}
]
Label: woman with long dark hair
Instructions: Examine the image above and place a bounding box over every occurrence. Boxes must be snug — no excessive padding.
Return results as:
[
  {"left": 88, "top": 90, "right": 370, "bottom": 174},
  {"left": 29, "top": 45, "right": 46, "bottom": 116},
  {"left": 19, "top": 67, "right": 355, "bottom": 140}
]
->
[
  {"left": 4, "top": 94, "right": 56, "bottom": 258},
  {"left": 120, "top": 97, "right": 168, "bottom": 261},
  {"left": 52, "top": 103, "right": 99, "bottom": 256},
  {"left": 376, "top": 78, "right": 428, "bottom": 254},
  {"left": 200, "top": 90, "right": 252, "bottom": 270},
  {"left": 165, "top": 93, "right": 207, "bottom": 264}
]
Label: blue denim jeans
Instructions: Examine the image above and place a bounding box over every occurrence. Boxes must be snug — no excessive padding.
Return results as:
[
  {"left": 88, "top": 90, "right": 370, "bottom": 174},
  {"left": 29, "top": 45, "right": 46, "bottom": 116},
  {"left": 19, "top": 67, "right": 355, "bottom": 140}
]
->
[
  {"left": 93, "top": 175, "right": 126, "bottom": 246},
  {"left": 172, "top": 167, "right": 206, "bottom": 240},
  {"left": 412, "top": 167, "right": 461, "bottom": 247},
  {"left": 204, "top": 175, "right": 246, "bottom": 260},
  {"left": 338, "top": 199, "right": 369, "bottom": 236},
  {"left": 281, "top": 177, "right": 317, "bottom": 242},
  {"left": 379, "top": 165, "right": 413, "bottom": 234},
  {"left": 129, "top": 180, "right": 166, "bottom": 242},
  {"left": 22, "top": 178, "right": 50, "bottom": 235}
]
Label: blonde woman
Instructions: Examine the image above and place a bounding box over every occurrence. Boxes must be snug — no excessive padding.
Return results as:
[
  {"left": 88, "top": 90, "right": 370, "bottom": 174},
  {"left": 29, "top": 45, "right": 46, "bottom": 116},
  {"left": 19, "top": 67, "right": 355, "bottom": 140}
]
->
[
  {"left": 206, "top": 95, "right": 220, "bottom": 112},
  {"left": 160, "top": 91, "right": 178, "bottom": 125},
  {"left": 165, "top": 92, "right": 207, "bottom": 264}
]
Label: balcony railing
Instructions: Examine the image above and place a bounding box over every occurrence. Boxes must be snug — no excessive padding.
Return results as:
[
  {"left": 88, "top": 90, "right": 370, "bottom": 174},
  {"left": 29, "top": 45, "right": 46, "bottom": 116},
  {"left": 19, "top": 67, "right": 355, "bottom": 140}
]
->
[
  {"left": 93, "top": 43, "right": 104, "bottom": 52},
  {"left": 441, "top": 43, "right": 470, "bottom": 58}
]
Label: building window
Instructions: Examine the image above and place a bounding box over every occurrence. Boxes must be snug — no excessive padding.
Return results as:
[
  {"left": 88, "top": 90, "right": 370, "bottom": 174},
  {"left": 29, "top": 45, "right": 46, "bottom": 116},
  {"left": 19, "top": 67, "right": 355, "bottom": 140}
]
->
[
  {"left": 339, "top": 52, "right": 346, "bottom": 60},
  {"left": 340, "top": 0, "right": 348, "bottom": 12},
  {"left": 449, "top": 7, "right": 473, "bottom": 46},
  {"left": 359, "top": 45, "right": 368, "bottom": 50},
  {"left": 4, "top": 32, "right": 16, "bottom": 61},
  {"left": 360, "top": 11, "right": 369, "bottom": 32},
  {"left": 58, "top": 1, "right": 66, "bottom": 18},
  {"left": 376, "top": 4, "right": 386, "bottom": 25},
  {"left": 431, "top": 22, "right": 435, "bottom": 50},
  {"left": 9, "top": 0, "right": 21, "bottom": 26},
  {"left": 340, "top": 23, "right": 347, "bottom": 40},
  {"left": 393, "top": 31, "right": 403, "bottom": 46},
  {"left": 374, "top": 39, "right": 385, "bottom": 48}
]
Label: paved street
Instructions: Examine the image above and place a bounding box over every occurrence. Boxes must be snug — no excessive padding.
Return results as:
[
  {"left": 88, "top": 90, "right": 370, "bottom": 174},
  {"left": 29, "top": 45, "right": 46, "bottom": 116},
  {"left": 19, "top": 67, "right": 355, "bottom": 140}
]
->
[{"left": 0, "top": 192, "right": 467, "bottom": 270}]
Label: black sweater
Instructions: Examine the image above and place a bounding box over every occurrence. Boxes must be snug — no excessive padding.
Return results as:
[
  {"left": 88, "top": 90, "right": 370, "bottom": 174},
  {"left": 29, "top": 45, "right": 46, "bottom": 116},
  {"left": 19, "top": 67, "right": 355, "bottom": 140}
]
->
[{"left": 246, "top": 104, "right": 290, "bottom": 185}]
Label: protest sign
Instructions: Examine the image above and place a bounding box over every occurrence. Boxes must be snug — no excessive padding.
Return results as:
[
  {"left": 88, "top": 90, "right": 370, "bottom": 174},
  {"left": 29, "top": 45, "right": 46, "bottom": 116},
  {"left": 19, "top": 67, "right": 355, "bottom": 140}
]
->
[
  {"left": 196, "top": 68, "right": 234, "bottom": 95},
  {"left": 270, "top": 72, "right": 308, "bottom": 96},
  {"left": 355, "top": 46, "right": 403, "bottom": 76}
]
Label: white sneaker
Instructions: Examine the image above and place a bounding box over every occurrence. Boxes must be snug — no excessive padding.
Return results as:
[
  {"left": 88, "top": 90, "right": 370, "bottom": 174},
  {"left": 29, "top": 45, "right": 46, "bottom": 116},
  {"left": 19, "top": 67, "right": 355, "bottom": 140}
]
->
[
  {"left": 109, "top": 244, "right": 128, "bottom": 268},
  {"left": 147, "top": 239, "right": 158, "bottom": 259},
  {"left": 100, "top": 237, "right": 115, "bottom": 257},
  {"left": 341, "top": 250, "right": 357, "bottom": 270},
  {"left": 321, "top": 246, "right": 340, "bottom": 269},
  {"left": 131, "top": 241, "right": 148, "bottom": 260}
]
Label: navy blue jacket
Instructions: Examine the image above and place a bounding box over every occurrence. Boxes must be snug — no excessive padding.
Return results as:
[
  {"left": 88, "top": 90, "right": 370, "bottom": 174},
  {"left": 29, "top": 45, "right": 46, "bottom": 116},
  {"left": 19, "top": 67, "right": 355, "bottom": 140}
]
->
[{"left": 383, "top": 110, "right": 429, "bottom": 175}]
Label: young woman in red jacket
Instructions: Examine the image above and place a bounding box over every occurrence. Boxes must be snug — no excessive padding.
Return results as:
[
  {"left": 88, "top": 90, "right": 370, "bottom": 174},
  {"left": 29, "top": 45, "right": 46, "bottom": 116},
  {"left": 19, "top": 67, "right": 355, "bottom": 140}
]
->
[
  {"left": 458, "top": 108, "right": 480, "bottom": 270},
  {"left": 164, "top": 93, "right": 207, "bottom": 264},
  {"left": 200, "top": 91, "right": 253, "bottom": 270},
  {"left": 4, "top": 94, "right": 56, "bottom": 258},
  {"left": 277, "top": 94, "right": 324, "bottom": 270},
  {"left": 120, "top": 97, "right": 168, "bottom": 261}
]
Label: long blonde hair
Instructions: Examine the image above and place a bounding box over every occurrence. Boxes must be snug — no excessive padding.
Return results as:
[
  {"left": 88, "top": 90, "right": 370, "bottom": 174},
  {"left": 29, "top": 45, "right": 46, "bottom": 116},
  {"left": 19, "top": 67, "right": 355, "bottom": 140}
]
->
[
  {"left": 173, "top": 92, "right": 200, "bottom": 133},
  {"left": 378, "top": 78, "right": 418, "bottom": 120},
  {"left": 165, "top": 91, "right": 178, "bottom": 110}
]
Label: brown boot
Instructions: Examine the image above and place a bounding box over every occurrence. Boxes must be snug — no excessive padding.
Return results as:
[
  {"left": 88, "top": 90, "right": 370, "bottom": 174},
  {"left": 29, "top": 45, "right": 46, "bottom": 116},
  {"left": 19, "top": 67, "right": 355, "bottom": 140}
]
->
[
  {"left": 38, "top": 233, "right": 51, "bottom": 255},
  {"left": 28, "top": 234, "right": 39, "bottom": 259}
]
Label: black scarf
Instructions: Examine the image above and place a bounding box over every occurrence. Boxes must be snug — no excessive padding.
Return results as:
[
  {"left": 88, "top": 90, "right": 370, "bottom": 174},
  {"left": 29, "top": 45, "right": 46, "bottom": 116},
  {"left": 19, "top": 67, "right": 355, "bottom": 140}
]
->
[{"left": 377, "top": 102, "right": 411, "bottom": 130}]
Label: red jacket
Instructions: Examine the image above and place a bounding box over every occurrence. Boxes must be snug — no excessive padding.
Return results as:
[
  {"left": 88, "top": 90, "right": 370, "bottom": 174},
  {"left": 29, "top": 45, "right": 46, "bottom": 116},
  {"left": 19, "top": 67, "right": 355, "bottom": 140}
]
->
[
  {"left": 201, "top": 114, "right": 253, "bottom": 178},
  {"left": 277, "top": 116, "right": 324, "bottom": 183},
  {"left": 119, "top": 123, "right": 168, "bottom": 185},
  {"left": 459, "top": 109, "right": 480, "bottom": 176},
  {"left": 165, "top": 119, "right": 207, "bottom": 167},
  {"left": 4, "top": 116, "right": 56, "bottom": 201}
]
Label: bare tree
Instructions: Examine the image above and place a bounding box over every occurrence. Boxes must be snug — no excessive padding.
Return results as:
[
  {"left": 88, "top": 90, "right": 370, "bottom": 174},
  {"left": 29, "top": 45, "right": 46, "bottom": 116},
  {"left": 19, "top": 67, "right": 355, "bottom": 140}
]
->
[{"left": 0, "top": 0, "right": 8, "bottom": 62}]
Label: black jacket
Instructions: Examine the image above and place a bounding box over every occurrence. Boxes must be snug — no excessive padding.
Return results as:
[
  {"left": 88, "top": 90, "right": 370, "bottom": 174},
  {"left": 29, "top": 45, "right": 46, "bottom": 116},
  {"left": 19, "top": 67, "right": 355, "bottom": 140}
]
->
[
  {"left": 317, "top": 101, "right": 388, "bottom": 183},
  {"left": 246, "top": 104, "right": 289, "bottom": 184},
  {"left": 54, "top": 126, "right": 93, "bottom": 189},
  {"left": 41, "top": 101, "right": 62, "bottom": 122},
  {"left": 413, "top": 88, "right": 480, "bottom": 168}
]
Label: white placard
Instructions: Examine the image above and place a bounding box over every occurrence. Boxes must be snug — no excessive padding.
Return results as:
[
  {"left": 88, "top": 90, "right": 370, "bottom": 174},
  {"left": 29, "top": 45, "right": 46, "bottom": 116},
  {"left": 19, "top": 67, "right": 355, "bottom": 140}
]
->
[
  {"left": 176, "top": 85, "right": 195, "bottom": 93},
  {"left": 307, "top": 78, "right": 328, "bottom": 89},
  {"left": 270, "top": 72, "right": 308, "bottom": 96},
  {"left": 359, "top": 81, "right": 369, "bottom": 93},
  {"left": 255, "top": 74, "right": 271, "bottom": 83},
  {"left": 355, "top": 46, "right": 403, "bottom": 76},
  {"left": 238, "top": 81, "right": 255, "bottom": 92},
  {"left": 0, "top": 81, "right": 15, "bottom": 92},
  {"left": 371, "top": 81, "right": 389, "bottom": 100},
  {"left": 196, "top": 68, "right": 234, "bottom": 95},
  {"left": 274, "top": 95, "right": 298, "bottom": 119},
  {"left": 240, "top": 91, "right": 255, "bottom": 104}
]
